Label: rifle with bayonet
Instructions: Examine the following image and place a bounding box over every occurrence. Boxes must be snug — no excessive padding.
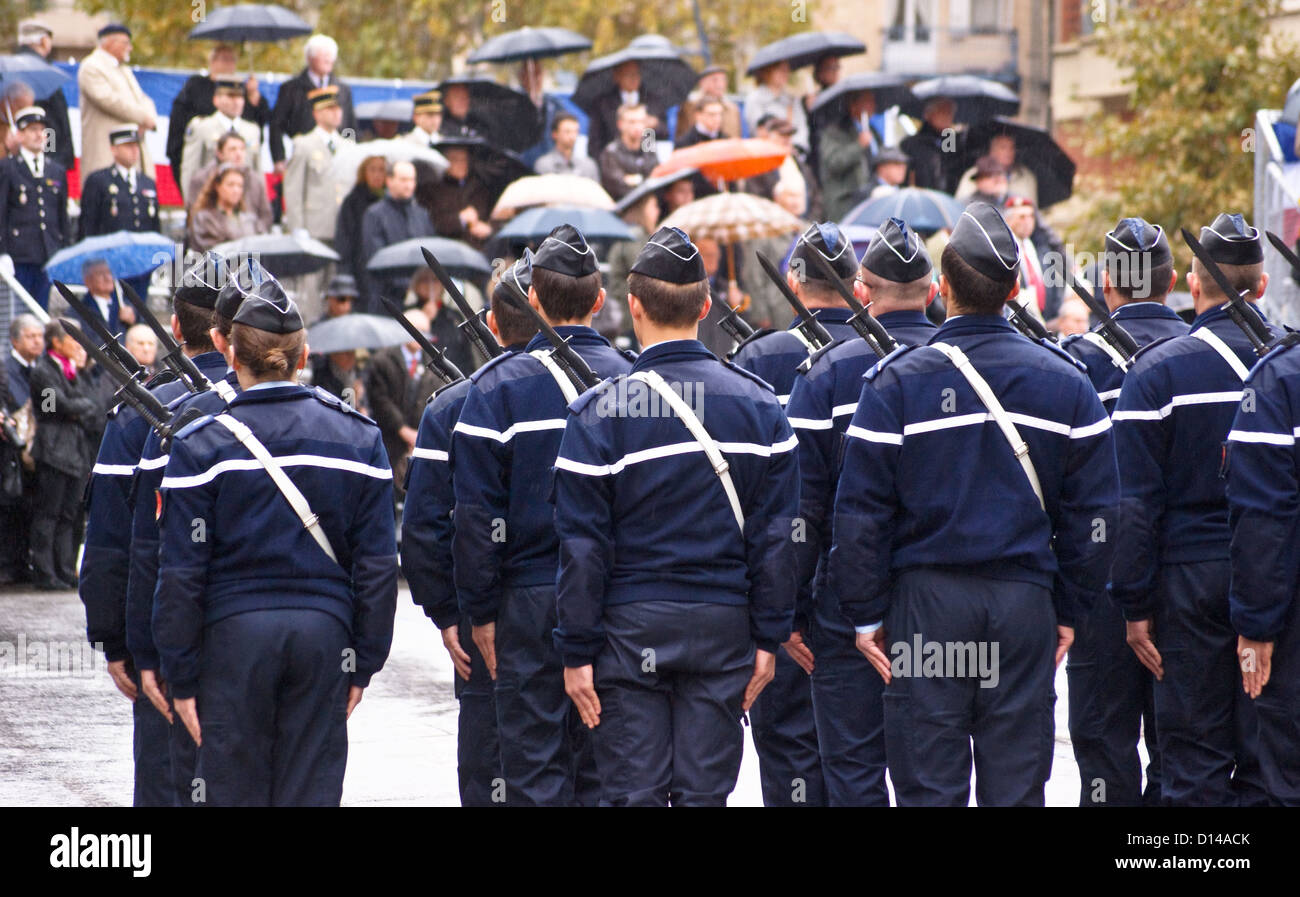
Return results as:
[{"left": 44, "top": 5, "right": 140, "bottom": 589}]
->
[
  {"left": 716, "top": 302, "right": 756, "bottom": 345},
  {"left": 53, "top": 281, "right": 152, "bottom": 384},
  {"left": 420, "top": 247, "right": 503, "bottom": 364},
  {"left": 118, "top": 279, "right": 214, "bottom": 394},
  {"left": 1066, "top": 272, "right": 1140, "bottom": 364},
  {"left": 496, "top": 276, "right": 600, "bottom": 392},
  {"left": 802, "top": 248, "right": 899, "bottom": 360},
  {"left": 377, "top": 295, "right": 466, "bottom": 387},
  {"left": 1180, "top": 228, "right": 1273, "bottom": 357},
  {"left": 754, "top": 251, "right": 834, "bottom": 351},
  {"left": 1005, "top": 290, "right": 1056, "bottom": 344}
]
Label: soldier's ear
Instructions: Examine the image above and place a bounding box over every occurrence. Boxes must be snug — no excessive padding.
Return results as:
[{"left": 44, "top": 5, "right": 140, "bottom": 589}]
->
[
  {"left": 297, "top": 343, "right": 310, "bottom": 372},
  {"left": 927, "top": 281, "right": 938, "bottom": 303},
  {"left": 698, "top": 292, "right": 712, "bottom": 321},
  {"left": 171, "top": 314, "right": 183, "bottom": 343},
  {"left": 485, "top": 308, "right": 501, "bottom": 338},
  {"left": 1256, "top": 272, "right": 1269, "bottom": 300},
  {"left": 590, "top": 287, "right": 605, "bottom": 316}
]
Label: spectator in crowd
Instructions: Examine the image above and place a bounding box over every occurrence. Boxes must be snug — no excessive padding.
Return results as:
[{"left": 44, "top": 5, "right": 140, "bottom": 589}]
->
[
  {"left": 956, "top": 131, "right": 1037, "bottom": 204},
  {"left": 1, "top": 315, "right": 43, "bottom": 585},
  {"left": 315, "top": 274, "right": 358, "bottom": 324},
  {"left": 361, "top": 160, "right": 435, "bottom": 308},
  {"left": 166, "top": 43, "right": 270, "bottom": 190},
  {"left": 0, "top": 81, "right": 34, "bottom": 155},
  {"left": 962, "top": 156, "right": 1009, "bottom": 207},
  {"left": 365, "top": 308, "right": 439, "bottom": 489},
  {"left": 27, "top": 320, "right": 96, "bottom": 591},
  {"left": 179, "top": 79, "right": 263, "bottom": 205},
  {"left": 308, "top": 274, "right": 366, "bottom": 411},
  {"left": 1052, "top": 296, "right": 1091, "bottom": 338},
  {"left": 599, "top": 104, "right": 659, "bottom": 202},
  {"left": 604, "top": 187, "right": 662, "bottom": 343},
  {"left": 74, "top": 258, "right": 136, "bottom": 339},
  {"left": 1004, "top": 195, "right": 1048, "bottom": 321},
  {"left": 188, "top": 165, "right": 262, "bottom": 252},
  {"left": 803, "top": 53, "right": 843, "bottom": 167},
  {"left": 405, "top": 91, "right": 442, "bottom": 148},
  {"left": 659, "top": 175, "right": 695, "bottom": 222},
  {"left": 187, "top": 131, "right": 273, "bottom": 231},
  {"left": 77, "top": 24, "right": 157, "bottom": 179},
  {"left": 676, "top": 66, "right": 742, "bottom": 142},
  {"left": 270, "top": 34, "right": 357, "bottom": 173},
  {"left": 586, "top": 60, "right": 666, "bottom": 161},
  {"left": 123, "top": 323, "right": 158, "bottom": 372},
  {"left": 674, "top": 96, "right": 726, "bottom": 197},
  {"left": 404, "top": 268, "right": 476, "bottom": 373},
  {"left": 533, "top": 113, "right": 599, "bottom": 180},
  {"left": 696, "top": 236, "right": 749, "bottom": 359},
  {"left": 420, "top": 141, "right": 494, "bottom": 248},
  {"left": 0, "top": 105, "right": 70, "bottom": 309},
  {"left": 516, "top": 59, "right": 568, "bottom": 167},
  {"left": 78, "top": 126, "right": 160, "bottom": 301},
  {"left": 901, "top": 97, "right": 960, "bottom": 193},
  {"left": 745, "top": 60, "right": 809, "bottom": 153},
  {"left": 336, "top": 155, "right": 389, "bottom": 290},
  {"left": 5, "top": 315, "right": 43, "bottom": 410},
  {"left": 14, "top": 23, "right": 74, "bottom": 172},
  {"left": 743, "top": 116, "right": 822, "bottom": 221},
  {"left": 772, "top": 176, "right": 808, "bottom": 219},
  {"left": 818, "top": 87, "right": 884, "bottom": 220},
  {"left": 847, "top": 146, "right": 909, "bottom": 207},
  {"left": 738, "top": 179, "right": 806, "bottom": 329}
]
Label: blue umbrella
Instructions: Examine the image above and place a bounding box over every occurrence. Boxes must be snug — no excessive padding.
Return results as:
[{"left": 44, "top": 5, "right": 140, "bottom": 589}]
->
[
  {"left": 840, "top": 188, "right": 965, "bottom": 236},
  {"left": 494, "top": 205, "right": 633, "bottom": 243},
  {"left": 43, "top": 231, "right": 175, "bottom": 285},
  {"left": 0, "top": 53, "right": 70, "bottom": 100}
]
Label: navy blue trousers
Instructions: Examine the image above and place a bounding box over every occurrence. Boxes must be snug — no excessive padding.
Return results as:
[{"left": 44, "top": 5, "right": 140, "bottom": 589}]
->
[
  {"left": 882, "top": 568, "right": 1057, "bottom": 807},
  {"left": 1152, "top": 560, "right": 1268, "bottom": 806},
  {"left": 14, "top": 262, "right": 50, "bottom": 310},
  {"left": 749, "top": 647, "right": 826, "bottom": 806},
  {"left": 494, "top": 583, "right": 598, "bottom": 806},
  {"left": 1067, "top": 590, "right": 1161, "bottom": 806},
  {"left": 132, "top": 686, "right": 172, "bottom": 807},
  {"left": 809, "top": 611, "right": 889, "bottom": 807},
  {"left": 167, "top": 686, "right": 198, "bottom": 807},
  {"left": 591, "top": 601, "right": 754, "bottom": 806},
  {"left": 453, "top": 615, "right": 504, "bottom": 806},
  {"left": 195, "top": 608, "right": 350, "bottom": 806},
  {"left": 1252, "top": 590, "right": 1300, "bottom": 805}
]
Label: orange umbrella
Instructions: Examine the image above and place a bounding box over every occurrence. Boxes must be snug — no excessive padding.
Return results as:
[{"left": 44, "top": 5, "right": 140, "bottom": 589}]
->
[{"left": 653, "top": 138, "right": 788, "bottom": 183}]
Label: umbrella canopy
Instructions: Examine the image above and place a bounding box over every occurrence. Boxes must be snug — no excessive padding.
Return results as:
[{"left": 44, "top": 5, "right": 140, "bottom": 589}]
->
[
  {"left": 493, "top": 206, "right": 634, "bottom": 244},
  {"left": 0, "top": 53, "right": 70, "bottom": 100},
  {"left": 431, "top": 132, "right": 533, "bottom": 188},
  {"left": 661, "top": 192, "right": 803, "bottom": 244},
  {"left": 43, "top": 231, "right": 175, "bottom": 284},
  {"left": 331, "top": 138, "right": 448, "bottom": 184},
  {"left": 212, "top": 233, "right": 339, "bottom": 278},
  {"left": 810, "top": 71, "right": 915, "bottom": 118},
  {"left": 745, "top": 31, "right": 865, "bottom": 76},
  {"left": 654, "top": 138, "right": 787, "bottom": 183},
  {"left": 468, "top": 26, "right": 592, "bottom": 64},
  {"left": 439, "top": 75, "right": 543, "bottom": 152},
  {"left": 365, "top": 237, "right": 492, "bottom": 280},
  {"left": 188, "top": 4, "right": 313, "bottom": 42},
  {"left": 307, "top": 313, "right": 412, "bottom": 354},
  {"left": 492, "top": 174, "right": 614, "bottom": 219},
  {"left": 572, "top": 35, "right": 696, "bottom": 117},
  {"left": 964, "top": 116, "right": 1077, "bottom": 208},
  {"left": 903, "top": 75, "right": 1020, "bottom": 123},
  {"left": 613, "top": 167, "right": 697, "bottom": 215},
  {"left": 840, "top": 187, "right": 965, "bottom": 235},
  {"left": 355, "top": 99, "right": 415, "bottom": 122}
]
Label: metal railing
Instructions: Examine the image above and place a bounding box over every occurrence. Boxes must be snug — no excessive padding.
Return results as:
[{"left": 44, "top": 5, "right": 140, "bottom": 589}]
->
[{"left": 1253, "top": 109, "right": 1300, "bottom": 327}]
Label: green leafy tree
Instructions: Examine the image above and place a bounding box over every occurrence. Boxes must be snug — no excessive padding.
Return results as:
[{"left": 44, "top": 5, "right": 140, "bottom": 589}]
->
[{"left": 1065, "top": 0, "right": 1300, "bottom": 268}]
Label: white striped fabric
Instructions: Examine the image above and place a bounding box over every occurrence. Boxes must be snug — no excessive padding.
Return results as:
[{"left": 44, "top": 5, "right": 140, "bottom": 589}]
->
[
  {"left": 452, "top": 418, "right": 569, "bottom": 443},
  {"left": 161, "top": 454, "right": 392, "bottom": 489},
  {"left": 555, "top": 433, "right": 798, "bottom": 478},
  {"left": 1112, "top": 391, "right": 1245, "bottom": 422}
]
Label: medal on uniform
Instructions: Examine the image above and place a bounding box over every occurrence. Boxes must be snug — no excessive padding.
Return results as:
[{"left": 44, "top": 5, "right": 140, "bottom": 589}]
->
[{"left": 18, "top": 189, "right": 26, "bottom": 205}]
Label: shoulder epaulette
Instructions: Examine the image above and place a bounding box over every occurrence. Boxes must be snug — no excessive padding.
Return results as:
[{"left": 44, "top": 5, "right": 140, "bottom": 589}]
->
[
  {"left": 312, "top": 385, "right": 373, "bottom": 422},
  {"left": 721, "top": 358, "right": 777, "bottom": 393},
  {"left": 864, "top": 343, "right": 919, "bottom": 381},
  {"left": 570, "top": 376, "right": 618, "bottom": 414},
  {"left": 1129, "top": 334, "right": 1178, "bottom": 365},
  {"left": 1039, "top": 338, "right": 1088, "bottom": 372},
  {"left": 618, "top": 348, "right": 639, "bottom": 364},
  {"left": 173, "top": 413, "right": 216, "bottom": 440},
  {"left": 725, "top": 327, "right": 776, "bottom": 361}
]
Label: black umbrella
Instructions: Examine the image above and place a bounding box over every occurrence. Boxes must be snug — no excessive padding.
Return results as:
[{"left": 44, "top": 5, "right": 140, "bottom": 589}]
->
[
  {"left": 571, "top": 35, "right": 696, "bottom": 117},
  {"left": 439, "top": 75, "right": 541, "bottom": 152},
  {"left": 188, "top": 4, "right": 312, "bottom": 71},
  {"left": 468, "top": 26, "right": 592, "bottom": 64},
  {"left": 366, "top": 237, "right": 492, "bottom": 280},
  {"left": 212, "top": 233, "right": 338, "bottom": 278},
  {"left": 964, "top": 116, "right": 1076, "bottom": 209},
  {"left": 745, "top": 31, "right": 865, "bottom": 76},
  {"left": 810, "top": 72, "right": 914, "bottom": 118},
  {"left": 613, "top": 167, "right": 698, "bottom": 215},
  {"left": 902, "top": 75, "right": 1020, "bottom": 123},
  {"left": 432, "top": 131, "right": 532, "bottom": 191}
]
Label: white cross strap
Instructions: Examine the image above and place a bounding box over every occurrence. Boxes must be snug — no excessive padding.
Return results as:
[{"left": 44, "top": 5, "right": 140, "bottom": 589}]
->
[
  {"left": 628, "top": 369, "right": 745, "bottom": 531},
  {"left": 1191, "top": 327, "right": 1251, "bottom": 382},
  {"left": 1081, "top": 331, "right": 1129, "bottom": 372},
  {"left": 928, "top": 341, "right": 1046, "bottom": 511},
  {"left": 529, "top": 349, "right": 580, "bottom": 404},
  {"left": 212, "top": 414, "right": 339, "bottom": 563}
]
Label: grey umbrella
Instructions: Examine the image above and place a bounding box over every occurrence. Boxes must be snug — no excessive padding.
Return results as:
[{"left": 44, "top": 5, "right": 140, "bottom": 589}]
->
[
  {"left": 211, "top": 233, "right": 339, "bottom": 278},
  {"left": 187, "top": 4, "right": 312, "bottom": 42},
  {"left": 745, "top": 31, "right": 865, "bottom": 76},
  {"left": 468, "top": 26, "right": 592, "bottom": 64},
  {"left": 307, "top": 313, "right": 413, "bottom": 353},
  {"left": 809, "top": 71, "right": 915, "bottom": 118},
  {"left": 571, "top": 35, "right": 696, "bottom": 117},
  {"left": 366, "top": 237, "right": 492, "bottom": 280}
]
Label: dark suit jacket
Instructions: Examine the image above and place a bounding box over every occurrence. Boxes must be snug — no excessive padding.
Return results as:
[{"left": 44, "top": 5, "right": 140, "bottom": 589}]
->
[
  {"left": 365, "top": 345, "right": 439, "bottom": 480},
  {"left": 165, "top": 73, "right": 271, "bottom": 188},
  {"left": 585, "top": 91, "right": 667, "bottom": 161},
  {"left": 5, "top": 354, "right": 33, "bottom": 409},
  {"left": 0, "top": 155, "right": 69, "bottom": 264},
  {"left": 78, "top": 166, "right": 160, "bottom": 239},
  {"left": 270, "top": 70, "right": 357, "bottom": 164},
  {"left": 74, "top": 289, "right": 130, "bottom": 340},
  {"left": 16, "top": 47, "right": 75, "bottom": 173},
  {"left": 28, "top": 354, "right": 97, "bottom": 478}
]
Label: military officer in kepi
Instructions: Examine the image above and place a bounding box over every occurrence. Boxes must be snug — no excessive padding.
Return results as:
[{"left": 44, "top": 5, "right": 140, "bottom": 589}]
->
[
  {"left": 0, "top": 105, "right": 71, "bottom": 309},
  {"left": 553, "top": 225, "right": 800, "bottom": 806},
  {"left": 179, "top": 78, "right": 264, "bottom": 207},
  {"left": 78, "top": 126, "right": 161, "bottom": 301},
  {"left": 828, "top": 203, "right": 1120, "bottom": 806},
  {"left": 154, "top": 284, "right": 399, "bottom": 806}
]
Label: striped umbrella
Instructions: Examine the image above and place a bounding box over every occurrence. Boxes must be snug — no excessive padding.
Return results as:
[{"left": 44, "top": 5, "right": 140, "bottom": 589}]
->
[{"left": 661, "top": 192, "right": 804, "bottom": 284}]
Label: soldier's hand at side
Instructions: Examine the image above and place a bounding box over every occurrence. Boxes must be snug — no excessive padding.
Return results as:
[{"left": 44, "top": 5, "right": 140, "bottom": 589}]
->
[
  {"left": 106, "top": 659, "right": 138, "bottom": 701},
  {"left": 472, "top": 622, "right": 498, "bottom": 681},
  {"left": 442, "top": 624, "right": 473, "bottom": 681},
  {"left": 174, "top": 697, "right": 201, "bottom": 746},
  {"left": 1238, "top": 636, "right": 1273, "bottom": 699},
  {"left": 742, "top": 649, "right": 776, "bottom": 712},
  {"left": 782, "top": 630, "right": 814, "bottom": 674},
  {"left": 346, "top": 685, "right": 364, "bottom": 719},
  {"left": 140, "top": 669, "right": 173, "bottom": 722},
  {"left": 1055, "top": 625, "right": 1074, "bottom": 668},
  {"left": 1126, "top": 619, "right": 1163, "bottom": 680},
  {"left": 564, "top": 664, "right": 601, "bottom": 728},
  {"left": 856, "top": 628, "right": 891, "bottom": 684}
]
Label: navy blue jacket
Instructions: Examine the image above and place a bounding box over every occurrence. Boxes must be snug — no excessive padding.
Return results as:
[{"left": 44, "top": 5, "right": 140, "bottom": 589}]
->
[
  {"left": 1225, "top": 339, "right": 1300, "bottom": 640},
  {"left": 785, "top": 309, "right": 938, "bottom": 629},
  {"left": 828, "top": 314, "right": 1119, "bottom": 629},
  {"left": 79, "top": 351, "right": 226, "bottom": 662},
  {"left": 6, "top": 353, "right": 33, "bottom": 409},
  {"left": 729, "top": 307, "right": 859, "bottom": 405},
  {"left": 77, "top": 166, "right": 160, "bottom": 239},
  {"left": 401, "top": 377, "right": 474, "bottom": 629},
  {"left": 1111, "top": 303, "right": 1283, "bottom": 620},
  {"left": 451, "top": 327, "right": 634, "bottom": 625},
  {"left": 0, "top": 154, "right": 69, "bottom": 264},
  {"left": 154, "top": 383, "right": 398, "bottom": 699},
  {"left": 1062, "top": 302, "right": 1190, "bottom": 413},
  {"left": 125, "top": 367, "right": 239, "bottom": 670},
  {"left": 552, "top": 339, "right": 801, "bottom": 666}
]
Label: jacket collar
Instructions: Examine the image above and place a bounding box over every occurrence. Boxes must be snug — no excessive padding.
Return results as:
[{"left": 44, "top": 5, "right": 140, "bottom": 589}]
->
[
  {"left": 876, "top": 309, "right": 937, "bottom": 330},
  {"left": 192, "top": 351, "right": 229, "bottom": 380},
  {"left": 228, "top": 383, "right": 313, "bottom": 406},
  {"left": 1112, "top": 301, "right": 1183, "bottom": 322},
  {"left": 524, "top": 324, "right": 608, "bottom": 355},
  {"left": 789, "top": 307, "right": 855, "bottom": 329},
  {"left": 1189, "top": 302, "right": 1267, "bottom": 333},
  {"left": 930, "top": 313, "right": 1016, "bottom": 340},
  {"left": 632, "top": 338, "right": 716, "bottom": 371}
]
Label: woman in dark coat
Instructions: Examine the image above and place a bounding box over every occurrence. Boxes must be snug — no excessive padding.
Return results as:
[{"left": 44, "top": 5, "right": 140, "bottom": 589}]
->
[{"left": 335, "top": 155, "right": 388, "bottom": 282}]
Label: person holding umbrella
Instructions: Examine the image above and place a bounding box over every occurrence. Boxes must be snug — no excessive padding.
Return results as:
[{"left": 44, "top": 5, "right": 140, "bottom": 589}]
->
[
  {"left": 0, "top": 105, "right": 69, "bottom": 309},
  {"left": 744, "top": 62, "right": 809, "bottom": 154},
  {"left": 166, "top": 43, "right": 270, "bottom": 192},
  {"left": 533, "top": 113, "right": 599, "bottom": 181},
  {"left": 420, "top": 138, "right": 496, "bottom": 249},
  {"left": 360, "top": 160, "right": 434, "bottom": 309},
  {"left": 676, "top": 66, "right": 742, "bottom": 142},
  {"left": 598, "top": 104, "right": 660, "bottom": 203},
  {"left": 818, "top": 87, "right": 885, "bottom": 220},
  {"left": 585, "top": 60, "right": 667, "bottom": 163},
  {"left": 900, "top": 97, "right": 961, "bottom": 193},
  {"left": 270, "top": 35, "right": 357, "bottom": 174},
  {"left": 956, "top": 130, "right": 1038, "bottom": 206},
  {"left": 14, "top": 23, "right": 74, "bottom": 173}
]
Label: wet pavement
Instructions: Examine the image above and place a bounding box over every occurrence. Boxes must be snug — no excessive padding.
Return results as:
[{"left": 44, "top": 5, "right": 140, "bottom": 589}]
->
[{"left": 0, "top": 583, "right": 1088, "bottom": 806}]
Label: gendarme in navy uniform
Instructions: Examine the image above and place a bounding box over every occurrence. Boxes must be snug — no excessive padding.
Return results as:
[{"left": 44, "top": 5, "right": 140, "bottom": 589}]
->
[
  {"left": 828, "top": 203, "right": 1119, "bottom": 806},
  {"left": 401, "top": 253, "right": 537, "bottom": 807},
  {"left": 451, "top": 225, "right": 633, "bottom": 806},
  {"left": 785, "top": 217, "right": 938, "bottom": 806},
  {"left": 1111, "top": 213, "right": 1276, "bottom": 807},
  {"left": 553, "top": 226, "right": 800, "bottom": 806},
  {"left": 1060, "top": 217, "right": 1187, "bottom": 807},
  {"left": 0, "top": 106, "right": 70, "bottom": 309},
  {"left": 154, "top": 284, "right": 399, "bottom": 806}
]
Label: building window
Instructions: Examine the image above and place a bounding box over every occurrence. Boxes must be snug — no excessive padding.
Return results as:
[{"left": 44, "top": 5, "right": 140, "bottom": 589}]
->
[
  {"left": 887, "top": 0, "right": 934, "bottom": 43},
  {"left": 971, "top": 0, "right": 1001, "bottom": 33}
]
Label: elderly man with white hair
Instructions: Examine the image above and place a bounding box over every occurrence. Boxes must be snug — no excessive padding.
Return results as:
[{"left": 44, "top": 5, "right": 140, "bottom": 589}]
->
[
  {"left": 77, "top": 23, "right": 157, "bottom": 178},
  {"left": 15, "top": 22, "right": 74, "bottom": 171},
  {"left": 269, "top": 33, "right": 357, "bottom": 174}
]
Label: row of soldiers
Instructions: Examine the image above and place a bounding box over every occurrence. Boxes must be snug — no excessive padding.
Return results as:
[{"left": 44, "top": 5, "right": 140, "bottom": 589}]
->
[{"left": 77, "top": 200, "right": 1300, "bottom": 806}]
